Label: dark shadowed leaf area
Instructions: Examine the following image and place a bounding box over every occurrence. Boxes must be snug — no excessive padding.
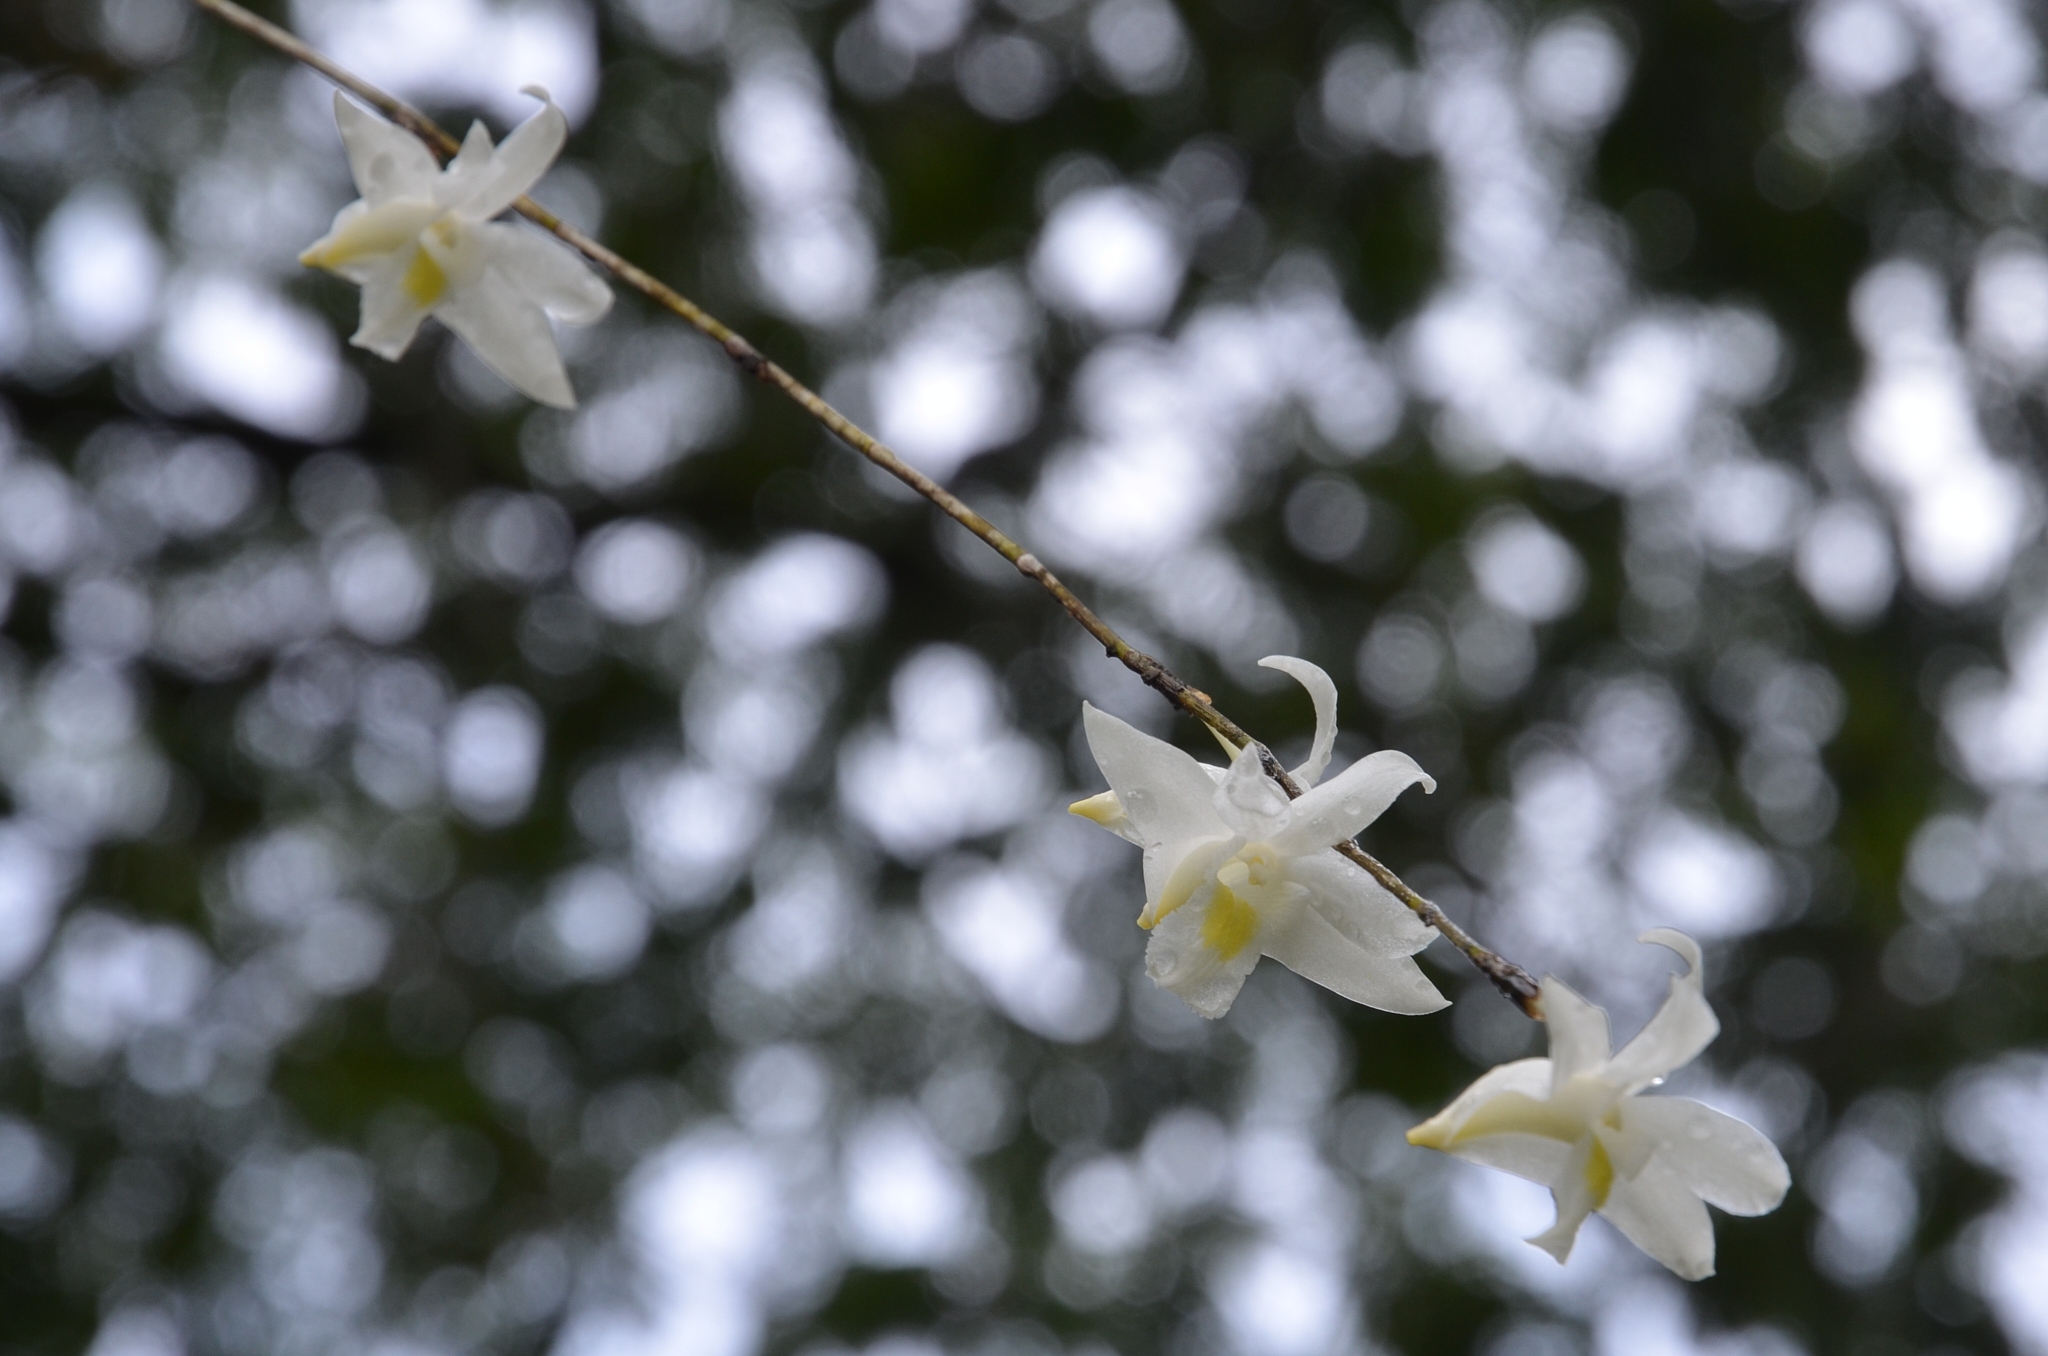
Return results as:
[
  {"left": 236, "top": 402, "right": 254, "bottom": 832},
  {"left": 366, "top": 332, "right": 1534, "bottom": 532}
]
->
[{"left": 1, "top": 0, "right": 2046, "bottom": 1353}]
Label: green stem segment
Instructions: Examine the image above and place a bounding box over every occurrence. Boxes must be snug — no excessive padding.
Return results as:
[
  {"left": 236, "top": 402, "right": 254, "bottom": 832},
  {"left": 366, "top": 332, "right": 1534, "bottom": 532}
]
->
[{"left": 189, "top": 0, "right": 1543, "bottom": 1017}]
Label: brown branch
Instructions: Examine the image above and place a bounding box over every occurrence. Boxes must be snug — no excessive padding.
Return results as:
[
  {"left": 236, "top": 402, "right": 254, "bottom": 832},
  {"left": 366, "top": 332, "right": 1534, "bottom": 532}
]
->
[{"left": 187, "top": 0, "right": 1543, "bottom": 1017}]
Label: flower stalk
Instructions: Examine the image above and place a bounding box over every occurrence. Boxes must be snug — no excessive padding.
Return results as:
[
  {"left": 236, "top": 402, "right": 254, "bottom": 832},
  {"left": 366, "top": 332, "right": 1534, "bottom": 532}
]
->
[{"left": 187, "top": 0, "right": 1542, "bottom": 1016}]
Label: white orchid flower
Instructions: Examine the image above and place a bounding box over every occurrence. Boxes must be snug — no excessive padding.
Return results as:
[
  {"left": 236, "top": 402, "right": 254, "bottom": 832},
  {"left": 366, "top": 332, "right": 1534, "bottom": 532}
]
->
[
  {"left": 1406, "top": 930, "right": 1790, "bottom": 1280},
  {"left": 299, "top": 90, "right": 612, "bottom": 409},
  {"left": 1070, "top": 655, "right": 1447, "bottom": 1019}
]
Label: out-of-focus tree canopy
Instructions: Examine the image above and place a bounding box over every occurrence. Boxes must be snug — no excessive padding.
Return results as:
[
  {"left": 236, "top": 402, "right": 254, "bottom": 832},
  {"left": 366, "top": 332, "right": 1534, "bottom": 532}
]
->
[{"left": 2, "top": 0, "right": 2046, "bottom": 1353}]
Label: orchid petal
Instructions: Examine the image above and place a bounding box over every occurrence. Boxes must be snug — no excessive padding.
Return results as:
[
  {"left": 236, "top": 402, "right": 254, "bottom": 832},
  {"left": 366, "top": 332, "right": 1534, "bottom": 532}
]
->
[
  {"left": 1406, "top": 1057, "right": 1553, "bottom": 1149},
  {"left": 1541, "top": 976, "right": 1612, "bottom": 1090},
  {"left": 1080, "top": 703, "right": 1227, "bottom": 849},
  {"left": 1258, "top": 655, "right": 1338, "bottom": 786},
  {"left": 1261, "top": 905, "right": 1448, "bottom": 1013},
  {"left": 1438, "top": 1130, "right": 1576, "bottom": 1185},
  {"left": 1140, "top": 837, "right": 1232, "bottom": 929},
  {"left": 1604, "top": 930, "right": 1718, "bottom": 1092},
  {"left": 1214, "top": 742, "right": 1292, "bottom": 839},
  {"left": 1269, "top": 749, "right": 1434, "bottom": 856},
  {"left": 1145, "top": 897, "right": 1259, "bottom": 1018},
  {"left": 1069, "top": 790, "right": 1142, "bottom": 845},
  {"left": 478, "top": 222, "right": 613, "bottom": 323},
  {"left": 438, "top": 119, "right": 500, "bottom": 210},
  {"left": 1288, "top": 851, "right": 1435, "bottom": 957},
  {"left": 1527, "top": 1137, "right": 1601, "bottom": 1264},
  {"left": 333, "top": 91, "right": 440, "bottom": 205},
  {"left": 459, "top": 95, "right": 568, "bottom": 221},
  {"left": 1622, "top": 1098, "right": 1789, "bottom": 1216},
  {"left": 348, "top": 250, "right": 431, "bottom": 359},
  {"left": 1598, "top": 1160, "right": 1718, "bottom": 1280},
  {"left": 433, "top": 269, "right": 575, "bottom": 407},
  {"left": 300, "top": 198, "right": 440, "bottom": 273}
]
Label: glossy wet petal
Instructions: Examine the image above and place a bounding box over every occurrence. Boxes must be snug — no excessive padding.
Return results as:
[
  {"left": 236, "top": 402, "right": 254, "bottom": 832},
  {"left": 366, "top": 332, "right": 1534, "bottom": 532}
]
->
[
  {"left": 1623, "top": 1098, "right": 1789, "bottom": 1216},
  {"left": 1599, "top": 1160, "right": 1718, "bottom": 1280},
  {"left": 1269, "top": 749, "right": 1434, "bottom": 856},
  {"left": 1213, "top": 741, "right": 1292, "bottom": 839},
  {"left": 1145, "top": 896, "right": 1259, "bottom": 1019},
  {"left": 1528, "top": 1136, "right": 1601, "bottom": 1264},
  {"left": 1406, "top": 1057, "right": 1553, "bottom": 1149},
  {"left": 1261, "top": 904, "right": 1447, "bottom": 1013},
  {"left": 1541, "top": 976, "right": 1612, "bottom": 1090},
  {"left": 1080, "top": 703, "right": 1227, "bottom": 850},
  {"left": 1604, "top": 930, "right": 1718, "bottom": 1093},
  {"left": 1289, "top": 851, "right": 1435, "bottom": 957},
  {"left": 1258, "top": 654, "right": 1338, "bottom": 786}
]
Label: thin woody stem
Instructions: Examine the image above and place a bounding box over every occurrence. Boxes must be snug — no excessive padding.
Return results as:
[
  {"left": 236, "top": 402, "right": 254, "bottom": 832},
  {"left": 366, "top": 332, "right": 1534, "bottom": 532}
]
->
[{"left": 188, "top": 0, "right": 1543, "bottom": 1017}]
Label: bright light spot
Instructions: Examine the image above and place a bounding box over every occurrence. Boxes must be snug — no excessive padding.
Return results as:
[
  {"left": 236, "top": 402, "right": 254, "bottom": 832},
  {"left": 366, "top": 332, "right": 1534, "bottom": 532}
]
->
[
  {"left": 924, "top": 863, "right": 1117, "bottom": 1042},
  {"left": 541, "top": 865, "right": 652, "bottom": 980},
  {"left": 631, "top": 764, "right": 768, "bottom": 907},
  {"left": 1970, "top": 238, "right": 2048, "bottom": 373},
  {"left": 443, "top": 687, "right": 544, "bottom": 826},
  {"left": 1523, "top": 17, "right": 1631, "bottom": 133},
  {"left": 293, "top": 899, "right": 391, "bottom": 995},
  {"left": 0, "top": 829, "right": 74, "bottom": 986},
  {"left": 1032, "top": 187, "right": 1185, "bottom": 330},
  {"left": 705, "top": 534, "right": 886, "bottom": 662},
  {"left": 958, "top": 34, "right": 1061, "bottom": 122},
  {"left": 1913, "top": 0, "right": 2038, "bottom": 113},
  {"left": 1796, "top": 499, "right": 1897, "bottom": 626},
  {"left": 684, "top": 661, "right": 829, "bottom": 784},
  {"left": 842, "top": 1105, "right": 979, "bottom": 1266},
  {"left": 1139, "top": 1108, "right": 1232, "bottom": 1214},
  {"left": 1467, "top": 509, "right": 1585, "bottom": 622},
  {"left": 566, "top": 333, "right": 739, "bottom": 492},
  {"left": 1850, "top": 260, "right": 2033, "bottom": 601},
  {"left": 726, "top": 847, "right": 853, "bottom": 993},
  {"left": 720, "top": 66, "right": 876, "bottom": 324},
  {"left": 28, "top": 911, "right": 212, "bottom": 1067},
  {"left": 872, "top": 273, "right": 1039, "bottom": 479},
  {"left": 160, "top": 273, "right": 363, "bottom": 440},
  {"left": 874, "top": 0, "right": 971, "bottom": 56},
  {"left": 1213, "top": 1243, "right": 1353, "bottom": 1356},
  {"left": 36, "top": 183, "right": 162, "bottom": 354},
  {"left": 1050, "top": 1155, "right": 1151, "bottom": 1254},
  {"left": 0, "top": 459, "right": 80, "bottom": 576},
  {"left": 1087, "top": 0, "right": 1189, "bottom": 95},
  {"left": 1810, "top": 1127, "right": 1918, "bottom": 1284},
  {"left": 613, "top": 0, "right": 728, "bottom": 56},
  {"left": 1357, "top": 613, "right": 1445, "bottom": 711},
  {"left": 84, "top": 1308, "right": 184, "bottom": 1356},
  {"left": 299, "top": 0, "right": 599, "bottom": 123},
  {"left": 326, "top": 523, "right": 432, "bottom": 644},
  {"left": 574, "top": 519, "right": 698, "bottom": 625},
  {"left": 0, "top": 1115, "right": 66, "bottom": 1221},
  {"left": 731, "top": 1043, "right": 831, "bottom": 1135},
  {"left": 1802, "top": 0, "right": 1916, "bottom": 96},
  {"left": 838, "top": 646, "right": 1052, "bottom": 859},
  {"left": 1694, "top": 459, "right": 1811, "bottom": 564},
  {"left": 1625, "top": 812, "right": 1777, "bottom": 938},
  {"left": 1904, "top": 813, "right": 1988, "bottom": 907}
]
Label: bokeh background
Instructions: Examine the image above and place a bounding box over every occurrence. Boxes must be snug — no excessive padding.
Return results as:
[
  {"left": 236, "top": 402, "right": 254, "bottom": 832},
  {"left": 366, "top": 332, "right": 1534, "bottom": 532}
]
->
[{"left": 1, "top": 0, "right": 2045, "bottom": 1352}]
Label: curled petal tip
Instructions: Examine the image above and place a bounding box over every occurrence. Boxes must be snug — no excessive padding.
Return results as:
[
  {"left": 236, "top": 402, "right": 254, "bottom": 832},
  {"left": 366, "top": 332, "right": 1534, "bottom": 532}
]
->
[
  {"left": 520, "top": 84, "right": 554, "bottom": 103},
  {"left": 1637, "top": 927, "right": 1703, "bottom": 974}
]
